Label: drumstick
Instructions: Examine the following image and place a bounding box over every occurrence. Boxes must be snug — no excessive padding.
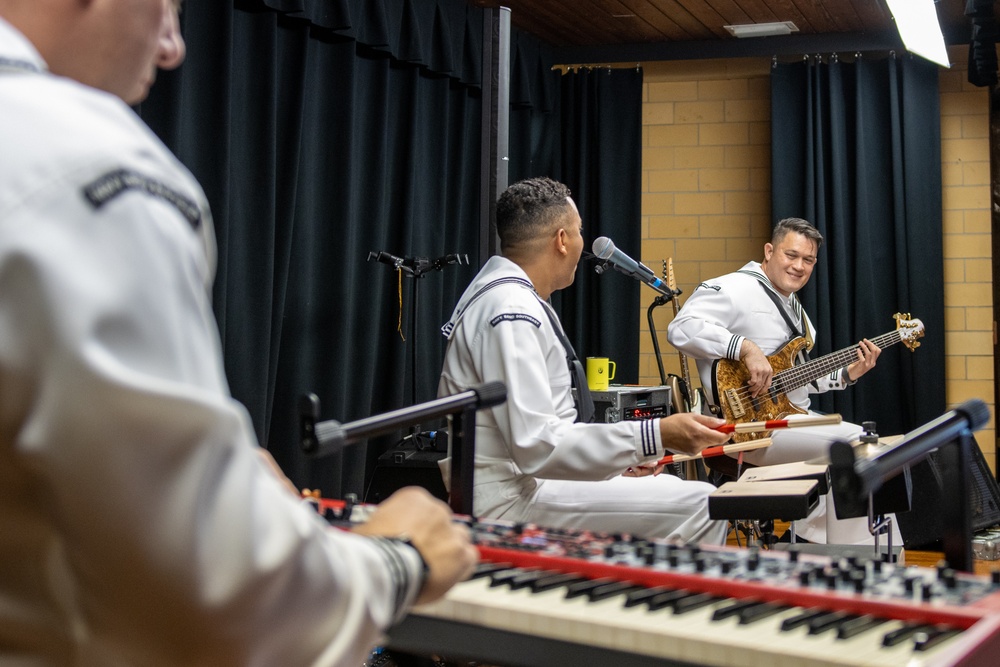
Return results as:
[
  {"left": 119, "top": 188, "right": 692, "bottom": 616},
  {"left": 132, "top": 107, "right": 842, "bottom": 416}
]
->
[
  {"left": 713, "top": 413, "right": 842, "bottom": 434},
  {"left": 656, "top": 437, "right": 772, "bottom": 466}
]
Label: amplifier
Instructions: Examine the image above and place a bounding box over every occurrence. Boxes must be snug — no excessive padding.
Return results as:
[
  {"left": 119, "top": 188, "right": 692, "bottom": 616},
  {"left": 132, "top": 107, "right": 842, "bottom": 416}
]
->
[{"left": 591, "top": 385, "right": 672, "bottom": 423}]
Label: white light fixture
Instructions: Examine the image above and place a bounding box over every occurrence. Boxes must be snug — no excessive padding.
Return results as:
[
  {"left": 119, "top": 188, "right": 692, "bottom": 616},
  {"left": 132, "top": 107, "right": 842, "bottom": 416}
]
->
[
  {"left": 724, "top": 21, "right": 799, "bottom": 39},
  {"left": 886, "top": 0, "right": 950, "bottom": 68}
]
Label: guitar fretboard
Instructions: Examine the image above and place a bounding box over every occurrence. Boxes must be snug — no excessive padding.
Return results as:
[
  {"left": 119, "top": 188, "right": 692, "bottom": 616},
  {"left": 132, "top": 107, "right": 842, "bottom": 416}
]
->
[{"left": 773, "top": 329, "right": 906, "bottom": 395}]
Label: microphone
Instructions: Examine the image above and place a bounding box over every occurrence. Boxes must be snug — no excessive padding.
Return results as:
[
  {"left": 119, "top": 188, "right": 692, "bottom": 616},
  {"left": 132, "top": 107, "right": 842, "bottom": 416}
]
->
[{"left": 592, "top": 236, "right": 669, "bottom": 295}]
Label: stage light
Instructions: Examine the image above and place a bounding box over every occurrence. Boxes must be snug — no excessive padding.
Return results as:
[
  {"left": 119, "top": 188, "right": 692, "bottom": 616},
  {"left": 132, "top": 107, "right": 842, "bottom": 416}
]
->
[
  {"left": 886, "top": 0, "right": 950, "bottom": 68},
  {"left": 724, "top": 22, "right": 799, "bottom": 39}
]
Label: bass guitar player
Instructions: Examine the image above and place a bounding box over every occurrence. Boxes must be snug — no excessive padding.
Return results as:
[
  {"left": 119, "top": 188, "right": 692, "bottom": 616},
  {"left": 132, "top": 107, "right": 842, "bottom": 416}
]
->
[{"left": 666, "top": 217, "right": 919, "bottom": 545}]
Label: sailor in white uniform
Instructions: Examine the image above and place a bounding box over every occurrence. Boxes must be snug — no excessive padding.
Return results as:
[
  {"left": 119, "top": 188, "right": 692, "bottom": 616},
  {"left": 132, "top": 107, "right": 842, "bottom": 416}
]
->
[
  {"left": 0, "top": 3, "right": 474, "bottom": 664},
  {"left": 439, "top": 177, "right": 731, "bottom": 544},
  {"left": 668, "top": 217, "right": 897, "bottom": 545}
]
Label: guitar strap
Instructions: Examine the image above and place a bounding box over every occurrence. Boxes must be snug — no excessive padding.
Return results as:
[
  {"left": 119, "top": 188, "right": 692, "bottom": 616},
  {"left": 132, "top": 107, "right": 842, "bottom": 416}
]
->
[
  {"left": 738, "top": 270, "right": 813, "bottom": 357},
  {"left": 536, "top": 301, "right": 596, "bottom": 424}
]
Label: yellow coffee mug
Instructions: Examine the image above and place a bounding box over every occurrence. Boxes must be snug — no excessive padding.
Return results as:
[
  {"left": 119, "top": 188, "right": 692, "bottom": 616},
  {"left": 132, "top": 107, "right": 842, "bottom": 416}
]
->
[{"left": 586, "top": 357, "right": 616, "bottom": 391}]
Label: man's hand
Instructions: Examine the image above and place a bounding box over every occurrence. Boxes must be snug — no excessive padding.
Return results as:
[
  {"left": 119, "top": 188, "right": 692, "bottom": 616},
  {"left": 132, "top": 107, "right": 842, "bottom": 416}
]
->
[
  {"left": 353, "top": 487, "right": 478, "bottom": 605},
  {"left": 740, "top": 339, "right": 773, "bottom": 397},
  {"left": 846, "top": 338, "right": 880, "bottom": 382},
  {"left": 658, "top": 411, "right": 730, "bottom": 456}
]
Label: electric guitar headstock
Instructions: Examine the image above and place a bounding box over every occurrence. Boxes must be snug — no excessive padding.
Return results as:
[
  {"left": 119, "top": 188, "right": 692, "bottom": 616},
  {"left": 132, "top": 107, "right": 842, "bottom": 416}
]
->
[
  {"left": 894, "top": 312, "right": 925, "bottom": 351},
  {"left": 666, "top": 257, "right": 679, "bottom": 295}
]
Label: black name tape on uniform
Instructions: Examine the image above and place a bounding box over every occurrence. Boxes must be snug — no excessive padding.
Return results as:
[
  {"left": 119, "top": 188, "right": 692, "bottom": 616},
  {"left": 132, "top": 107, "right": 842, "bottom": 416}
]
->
[
  {"left": 83, "top": 169, "right": 201, "bottom": 230},
  {"left": 489, "top": 313, "right": 541, "bottom": 328}
]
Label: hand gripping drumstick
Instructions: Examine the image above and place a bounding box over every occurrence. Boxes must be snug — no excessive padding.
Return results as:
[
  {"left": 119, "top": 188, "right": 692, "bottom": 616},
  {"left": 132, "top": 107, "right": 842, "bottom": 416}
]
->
[
  {"left": 656, "top": 437, "right": 772, "bottom": 466},
  {"left": 651, "top": 414, "right": 841, "bottom": 467}
]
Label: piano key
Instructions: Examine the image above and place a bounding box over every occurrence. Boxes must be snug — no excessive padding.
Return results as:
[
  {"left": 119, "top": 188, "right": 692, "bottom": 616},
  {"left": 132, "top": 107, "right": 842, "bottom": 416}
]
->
[
  {"left": 739, "top": 601, "right": 793, "bottom": 625},
  {"left": 671, "top": 592, "right": 721, "bottom": 615},
  {"left": 470, "top": 561, "right": 510, "bottom": 579},
  {"left": 836, "top": 615, "right": 888, "bottom": 640},
  {"left": 488, "top": 567, "right": 531, "bottom": 587},
  {"left": 913, "top": 627, "right": 962, "bottom": 652},
  {"left": 564, "top": 577, "right": 617, "bottom": 599},
  {"left": 530, "top": 572, "right": 587, "bottom": 593},
  {"left": 623, "top": 585, "right": 673, "bottom": 608},
  {"left": 806, "top": 611, "right": 857, "bottom": 635},
  {"left": 587, "top": 580, "right": 642, "bottom": 602},
  {"left": 711, "top": 598, "right": 763, "bottom": 621},
  {"left": 646, "top": 588, "right": 695, "bottom": 611},
  {"left": 779, "top": 607, "right": 828, "bottom": 631},
  {"left": 882, "top": 622, "right": 935, "bottom": 647},
  {"left": 507, "top": 568, "right": 558, "bottom": 590},
  {"left": 407, "top": 576, "right": 969, "bottom": 667}
]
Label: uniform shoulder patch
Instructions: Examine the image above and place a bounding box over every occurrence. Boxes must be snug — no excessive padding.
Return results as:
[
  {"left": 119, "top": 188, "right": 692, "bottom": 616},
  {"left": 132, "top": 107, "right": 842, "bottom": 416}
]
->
[
  {"left": 696, "top": 282, "right": 721, "bottom": 291},
  {"left": 82, "top": 168, "right": 202, "bottom": 230},
  {"left": 489, "top": 313, "right": 541, "bottom": 328}
]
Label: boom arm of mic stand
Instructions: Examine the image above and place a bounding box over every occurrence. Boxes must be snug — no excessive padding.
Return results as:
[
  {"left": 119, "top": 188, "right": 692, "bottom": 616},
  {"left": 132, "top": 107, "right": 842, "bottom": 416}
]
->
[
  {"left": 299, "top": 382, "right": 507, "bottom": 514},
  {"left": 829, "top": 398, "right": 990, "bottom": 572}
]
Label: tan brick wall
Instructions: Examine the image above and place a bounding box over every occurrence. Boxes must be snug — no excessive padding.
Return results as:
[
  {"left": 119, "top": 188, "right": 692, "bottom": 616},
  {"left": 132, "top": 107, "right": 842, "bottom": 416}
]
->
[{"left": 638, "top": 50, "right": 996, "bottom": 472}]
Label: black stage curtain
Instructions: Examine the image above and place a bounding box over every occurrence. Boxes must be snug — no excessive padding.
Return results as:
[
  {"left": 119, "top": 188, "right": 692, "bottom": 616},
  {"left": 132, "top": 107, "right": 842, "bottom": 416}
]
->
[
  {"left": 771, "top": 55, "right": 945, "bottom": 436},
  {"left": 556, "top": 68, "right": 644, "bottom": 384},
  {"left": 137, "top": 0, "right": 643, "bottom": 497}
]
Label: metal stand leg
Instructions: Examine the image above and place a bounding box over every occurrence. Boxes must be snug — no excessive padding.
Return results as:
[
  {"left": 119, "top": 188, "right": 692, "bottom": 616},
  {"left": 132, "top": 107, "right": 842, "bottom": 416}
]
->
[{"left": 869, "top": 494, "right": 894, "bottom": 562}]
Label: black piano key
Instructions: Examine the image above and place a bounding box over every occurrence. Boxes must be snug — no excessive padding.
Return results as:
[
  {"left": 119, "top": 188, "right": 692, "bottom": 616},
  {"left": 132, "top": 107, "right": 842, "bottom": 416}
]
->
[
  {"left": 914, "top": 627, "right": 962, "bottom": 652},
  {"left": 882, "top": 623, "right": 935, "bottom": 647},
  {"left": 711, "top": 598, "right": 762, "bottom": 622},
  {"left": 508, "top": 569, "right": 558, "bottom": 590},
  {"left": 565, "top": 577, "right": 618, "bottom": 599},
  {"left": 779, "top": 607, "right": 827, "bottom": 632},
  {"left": 587, "top": 580, "right": 641, "bottom": 602},
  {"left": 530, "top": 572, "right": 587, "bottom": 593},
  {"left": 807, "top": 611, "right": 857, "bottom": 635},
  {"left": 471, "top": 562, "right": 511, "bottom": 579},
  {"left": 647, "top": 589, "right": 695, "bottom": 611},
  {"left": 836, "top": 615, "right": 888, "bottom": 640},
  {"left": 489, "top": 567, "right": 534, "bottom": 587},
  {"left": 738, "top": 601, "right": 792, "bottom": 625},
  {"left": 623, "top": 586, "right": 673, "bottom": 608},
  {"left": 671, "top": 592, "right": 720, "bottom": 615}
]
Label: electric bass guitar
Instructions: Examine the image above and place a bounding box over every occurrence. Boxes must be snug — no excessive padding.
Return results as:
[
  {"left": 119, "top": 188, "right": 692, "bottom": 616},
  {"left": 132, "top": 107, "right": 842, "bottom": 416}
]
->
[
  {"left": 665, "top": 259, "right": 708, "bottom": 415},
  {"left": 712, "top": 313, "right": 924, "bottom": 442}
]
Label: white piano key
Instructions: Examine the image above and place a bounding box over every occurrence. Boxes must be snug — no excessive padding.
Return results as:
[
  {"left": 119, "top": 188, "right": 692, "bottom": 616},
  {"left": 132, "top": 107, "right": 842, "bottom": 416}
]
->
[{"left": 411, "top": 574, "right": 973, "bottom": 667}]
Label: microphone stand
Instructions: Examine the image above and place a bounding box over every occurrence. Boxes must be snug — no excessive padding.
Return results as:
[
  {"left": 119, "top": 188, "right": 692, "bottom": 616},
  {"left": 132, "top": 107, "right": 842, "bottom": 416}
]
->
[
  {"left": 368, "top": 251, "right": 469, "bottom": 421},
  {"left": 584, "top": 251, "right": 678, "bottom": 388},
  {"left": 300, "top": 381, "right": 507, "bottom": 515}
]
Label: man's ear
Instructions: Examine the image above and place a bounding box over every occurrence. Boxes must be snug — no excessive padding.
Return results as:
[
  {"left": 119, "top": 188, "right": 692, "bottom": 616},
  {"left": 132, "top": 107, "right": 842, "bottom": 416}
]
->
[
  {"left": 763, "top": 242, "right": 773, "bottom": 262},
  {"left": 555, "top": 228, "right": 568, "bottom": 255}
]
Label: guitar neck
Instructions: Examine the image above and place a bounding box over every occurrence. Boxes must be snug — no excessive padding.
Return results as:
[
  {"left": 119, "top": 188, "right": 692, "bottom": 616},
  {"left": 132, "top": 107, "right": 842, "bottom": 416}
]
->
[
  {"left": 774, "top": 328, "right": 905, "bottom": 394},
  {"left": 670, "top": 301, "right": 693, "bottom": 385}
]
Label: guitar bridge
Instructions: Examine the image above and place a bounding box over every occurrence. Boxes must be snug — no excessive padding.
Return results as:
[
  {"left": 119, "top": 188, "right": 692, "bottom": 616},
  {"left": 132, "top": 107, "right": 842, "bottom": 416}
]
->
[{"left": 723, "top": 388, "right": 745, "bottom": 419}]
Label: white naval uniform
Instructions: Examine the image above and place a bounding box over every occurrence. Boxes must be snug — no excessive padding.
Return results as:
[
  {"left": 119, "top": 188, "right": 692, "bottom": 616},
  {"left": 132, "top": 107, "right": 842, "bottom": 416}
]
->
[
  {"left": 438, "top": 256, "right": 727, "bottom": 544},
  {"left": 0, "top": 19, "right": 423, "bottom": 666},
  {"left": 667, "top": 261, "right": 900, "bottom": 545}
]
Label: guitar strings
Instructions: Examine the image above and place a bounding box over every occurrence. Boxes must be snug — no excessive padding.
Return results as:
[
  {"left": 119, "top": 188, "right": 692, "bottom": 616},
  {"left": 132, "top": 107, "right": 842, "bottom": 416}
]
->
[{"left": 727, "top": 330, "right": 905, "bottom": 407}]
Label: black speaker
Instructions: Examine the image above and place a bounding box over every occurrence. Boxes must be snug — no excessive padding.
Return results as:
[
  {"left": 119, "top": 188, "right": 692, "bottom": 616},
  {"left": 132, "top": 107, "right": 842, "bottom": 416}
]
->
[
  {"left": 895, "top": 434, "right": 1000, "bottom": 549},
  {"left": 365, "top": 445, "right": 448, "bottom": 504}
]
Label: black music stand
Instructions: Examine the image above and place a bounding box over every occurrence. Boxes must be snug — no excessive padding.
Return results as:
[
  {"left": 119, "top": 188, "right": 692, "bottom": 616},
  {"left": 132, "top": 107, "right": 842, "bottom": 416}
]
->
[
  {"left": 300, "top": 382, "right": 506, "bottom": 516},
  {"left": 829, "top": 398, "right": 990, "bottom": 573}
]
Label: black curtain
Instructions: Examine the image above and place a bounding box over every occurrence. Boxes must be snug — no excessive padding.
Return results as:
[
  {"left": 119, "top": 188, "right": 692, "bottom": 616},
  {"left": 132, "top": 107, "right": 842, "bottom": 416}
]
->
[
  {"left": 136, "top": 0, "right": 644, "bottom": 497},
  {"left": 557, "top": 68, "right": 644, "bottom": 384},
  {"left": 771, "top": 55, "right": 945, "bottom": 435}
]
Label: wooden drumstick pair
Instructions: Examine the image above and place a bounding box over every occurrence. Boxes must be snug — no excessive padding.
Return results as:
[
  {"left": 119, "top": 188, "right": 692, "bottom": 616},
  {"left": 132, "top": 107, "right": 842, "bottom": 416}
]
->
[{"left": 655, "top": 413, "right": 842, "bottom": 466}]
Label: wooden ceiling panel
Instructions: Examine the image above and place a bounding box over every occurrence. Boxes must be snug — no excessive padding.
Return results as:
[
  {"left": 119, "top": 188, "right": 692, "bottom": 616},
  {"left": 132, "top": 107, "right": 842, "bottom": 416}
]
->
[{"left": 470, "top": 0, "right": 981, "bottom": 56}]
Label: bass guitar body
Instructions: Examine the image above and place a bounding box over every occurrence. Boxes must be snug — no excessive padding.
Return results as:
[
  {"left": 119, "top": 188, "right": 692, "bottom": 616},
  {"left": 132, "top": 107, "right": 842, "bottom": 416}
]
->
[{"left": 712, "top": 337, "right": 808, "bottom": 443}]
